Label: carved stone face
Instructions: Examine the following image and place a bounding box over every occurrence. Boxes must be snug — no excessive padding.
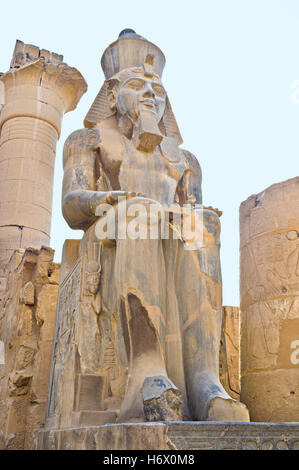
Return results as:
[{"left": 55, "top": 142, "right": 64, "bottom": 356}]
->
[{"left": 115, "top": 75, "right": 166, "bottom": 124}]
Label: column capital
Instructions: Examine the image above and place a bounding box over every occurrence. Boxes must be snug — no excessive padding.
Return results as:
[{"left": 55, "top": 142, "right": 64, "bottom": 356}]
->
[{"left": 0, "top": 40, "right": 87, "bottom": 133}]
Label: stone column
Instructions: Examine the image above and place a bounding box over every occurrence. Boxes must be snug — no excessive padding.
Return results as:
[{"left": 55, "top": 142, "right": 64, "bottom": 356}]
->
[
  {"left": 240, "top": 177, "right": 299, "bottom": 422},
  {"left": 0, "top": 41, "right": 87, "bottom": 270}
]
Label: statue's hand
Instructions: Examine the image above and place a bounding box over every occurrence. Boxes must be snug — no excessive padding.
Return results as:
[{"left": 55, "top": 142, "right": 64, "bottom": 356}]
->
[{"left": 102, "top": 191, "right": 146, "bottom": 206}]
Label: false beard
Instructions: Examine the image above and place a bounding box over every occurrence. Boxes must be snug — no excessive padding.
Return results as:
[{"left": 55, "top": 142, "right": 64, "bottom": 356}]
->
[{"left": 133, "top": 106, "right": 163, "bottom": 153}]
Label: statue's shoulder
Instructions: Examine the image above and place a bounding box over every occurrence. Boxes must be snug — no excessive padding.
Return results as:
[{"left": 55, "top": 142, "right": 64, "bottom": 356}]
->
[
  {"left": 64, "top": 127, "right": 101, "bottom": 150},
  {"left": 180, "top": 148, "right": 202, "bottom": 179},
  {"left": 63, "top": 128, "right": 101, "bottom": 168},
  {"left": 97, "top": 126, "right": 123, "bottom": 145}
]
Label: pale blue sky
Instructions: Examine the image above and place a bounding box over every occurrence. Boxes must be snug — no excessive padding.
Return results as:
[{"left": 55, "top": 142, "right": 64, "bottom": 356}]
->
[{"left": 1, "top": 0, "right": 298, "bottom": 305}]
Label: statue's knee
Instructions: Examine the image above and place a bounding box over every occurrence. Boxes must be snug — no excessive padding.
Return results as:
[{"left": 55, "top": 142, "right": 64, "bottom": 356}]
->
[
  {"left": 128, "top": 197, "right": 164, "bottom": 226},
  {"left": 202, "top": 209, "right": 220, "bottom": 227},
  {"left": 195, "top": 208, "right": 221, "bottom": 245}
]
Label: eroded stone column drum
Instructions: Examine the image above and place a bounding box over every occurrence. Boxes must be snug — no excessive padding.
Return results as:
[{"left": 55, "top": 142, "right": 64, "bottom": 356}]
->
[
  {"left": 0, "top": 117, "right": 58, "bottom": 260},
  {"left": 240, "top": 177, "right": 299, "bottom": 422}
]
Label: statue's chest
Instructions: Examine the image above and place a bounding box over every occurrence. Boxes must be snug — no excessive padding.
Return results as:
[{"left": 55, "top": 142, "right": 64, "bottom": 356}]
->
[
  {"left": 98, "top": 133, "right": 186, "bottom": 203},
  {"left": 119, "top": 138, "right": 186, "bottom": 203}
]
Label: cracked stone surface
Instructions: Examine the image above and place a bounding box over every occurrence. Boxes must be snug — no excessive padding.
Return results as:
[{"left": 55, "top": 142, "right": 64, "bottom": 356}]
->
[{"left": 142, "top": 376, "right": 183, "bottom": 421}]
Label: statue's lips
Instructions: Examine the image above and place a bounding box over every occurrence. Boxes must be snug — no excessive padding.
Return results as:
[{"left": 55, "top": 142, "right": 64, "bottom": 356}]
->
[
  {"left": 139, "top": 99, "right": 158, "bottom": 116},
  {"left": 140, "top": 99, "right": 155, "bottom": 107}
]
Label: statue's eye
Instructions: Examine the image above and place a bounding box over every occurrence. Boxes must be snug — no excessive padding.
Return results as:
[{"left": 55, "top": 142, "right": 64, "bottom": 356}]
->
[
  {"left": 152, "top": 84, "right": 166, "bottom": 98},
  {"left": 124, "top": 79, "right": 144, "bottom": 90}
]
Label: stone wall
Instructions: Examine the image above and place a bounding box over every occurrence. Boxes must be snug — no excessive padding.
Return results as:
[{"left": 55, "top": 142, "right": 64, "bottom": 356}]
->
[{"left": 0, "top": 246, "right": 59, "bottom": 449}]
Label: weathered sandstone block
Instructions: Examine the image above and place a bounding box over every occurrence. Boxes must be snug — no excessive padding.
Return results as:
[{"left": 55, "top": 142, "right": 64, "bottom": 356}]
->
[
  {"left": 36, "top": 421, "right": 299, "bottom": 450},
  {"left": 0, "top": 246, "right": 60, "bottom": 449}
]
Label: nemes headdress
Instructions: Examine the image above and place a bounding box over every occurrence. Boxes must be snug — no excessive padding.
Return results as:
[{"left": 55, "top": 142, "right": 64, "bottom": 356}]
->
[{"left": 84, "top": 29, "right": 182, "bottom": 144}]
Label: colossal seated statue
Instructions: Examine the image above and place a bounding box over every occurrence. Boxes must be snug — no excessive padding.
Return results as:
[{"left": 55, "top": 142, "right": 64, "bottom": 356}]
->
[{"left": 46, "top": 30, "right": 249, "bottom": 427}]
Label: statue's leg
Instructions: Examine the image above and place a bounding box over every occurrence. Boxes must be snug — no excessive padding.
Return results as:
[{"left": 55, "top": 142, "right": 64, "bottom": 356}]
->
[
  {"left": 115, "top": 199, "right": 183, "bottom": 422},
  {"left": 176, "top": 209, "right": 249, "bottom": 421},
  {"left": 163, "top": 237, "right": 189, "bottom": 419}
]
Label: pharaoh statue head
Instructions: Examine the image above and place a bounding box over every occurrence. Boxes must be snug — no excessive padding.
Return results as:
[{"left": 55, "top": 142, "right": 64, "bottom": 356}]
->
[{"left": 84, "top": 29, "right": 182, "bottom": 151}]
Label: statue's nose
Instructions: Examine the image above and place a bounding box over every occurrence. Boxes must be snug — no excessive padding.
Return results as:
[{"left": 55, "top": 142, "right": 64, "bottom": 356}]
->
[{"left": 142, "top": 83, "right": 155, "bottom": 98}]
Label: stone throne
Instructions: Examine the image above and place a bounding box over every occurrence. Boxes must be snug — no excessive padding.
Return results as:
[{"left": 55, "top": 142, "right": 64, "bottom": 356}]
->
[{"left": 43, "top": 29, "right": 249, "bottom": 434}]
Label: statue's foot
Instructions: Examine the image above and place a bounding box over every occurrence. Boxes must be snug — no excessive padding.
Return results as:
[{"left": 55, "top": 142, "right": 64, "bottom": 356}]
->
[
  {"left": 206, "top": 396, "right": 249, "bottom": 422},
  {"left": 189, "top": 372, "right": 250, "bottom": 422},
  {"left": 142, "top": 376, "right": 183, "bottom": 422},
  {"left": 117, "top": 375, "right": 183, "bottom": 423}
]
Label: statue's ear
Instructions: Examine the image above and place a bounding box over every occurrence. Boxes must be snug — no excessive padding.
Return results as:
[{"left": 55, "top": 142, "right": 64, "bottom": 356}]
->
[{"left": 105, "top": 79, "right": 119, "bottom": 111}]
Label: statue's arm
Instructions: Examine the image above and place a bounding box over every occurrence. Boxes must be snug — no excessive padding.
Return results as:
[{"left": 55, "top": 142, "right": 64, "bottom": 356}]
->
[
  {"left": 62, "top": 128, "right": 140, "bottom": 230},
  {"left": 176, "top": 149, "right": 203, "bottom": 206},
  {"left": 62, "top": 128, "right": 108, "bottom": 230}
]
